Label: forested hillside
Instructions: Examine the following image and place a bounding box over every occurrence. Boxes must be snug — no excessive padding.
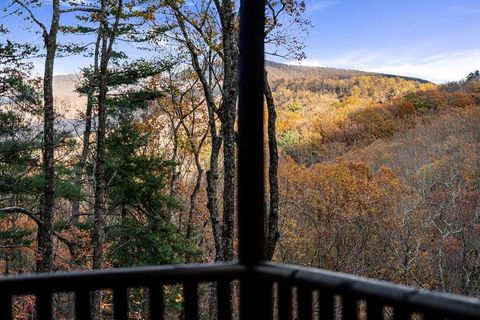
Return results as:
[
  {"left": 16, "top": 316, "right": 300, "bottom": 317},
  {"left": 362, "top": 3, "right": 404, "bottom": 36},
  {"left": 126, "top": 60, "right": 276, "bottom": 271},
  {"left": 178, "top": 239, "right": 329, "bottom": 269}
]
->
[
  {"left": 51, "top": 61, "right": 432, "bottom": 119},
  {"left": 278, "top": 73, "right": 480, "bottom": 295},
  {"left": 266, "top": 60, "right": 431, "bottom": 83}
]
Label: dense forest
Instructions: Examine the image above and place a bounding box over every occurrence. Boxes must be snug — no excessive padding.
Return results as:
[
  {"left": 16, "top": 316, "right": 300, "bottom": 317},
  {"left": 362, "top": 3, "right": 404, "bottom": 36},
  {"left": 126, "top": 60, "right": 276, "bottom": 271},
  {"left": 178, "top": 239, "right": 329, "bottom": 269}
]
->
[
  {"left": 1, "top": 0, "right": 480, "bottom": 318},
  {"left": 276, "top": 72, "right": 480, "bottom": 294}
]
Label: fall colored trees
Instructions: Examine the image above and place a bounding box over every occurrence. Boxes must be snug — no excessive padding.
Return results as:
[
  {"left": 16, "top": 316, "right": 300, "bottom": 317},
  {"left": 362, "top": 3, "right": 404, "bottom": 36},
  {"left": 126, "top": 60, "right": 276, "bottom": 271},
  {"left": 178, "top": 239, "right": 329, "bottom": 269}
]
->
[{"left": 278, "top": 94, "right": 480, "bottom": 295}]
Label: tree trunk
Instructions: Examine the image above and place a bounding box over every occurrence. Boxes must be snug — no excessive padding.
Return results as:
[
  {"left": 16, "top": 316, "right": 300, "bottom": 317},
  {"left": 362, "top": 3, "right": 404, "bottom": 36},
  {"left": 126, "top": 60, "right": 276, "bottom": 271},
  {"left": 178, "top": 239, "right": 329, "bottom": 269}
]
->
[
  {"left": 168, "top": 122, "right": 180, "bottom": 222},
  {"left": 221, "top": 117, "right": 235, "bottom": 262},
  {"left": 206, "top": 125, "right": 223, "bottom": 262},
  {"left": 91, "top": 34, "right": 108, "bottom": 320},
  {"left": 91, "top": 2, "right": 122, "bottom": 317},
  {"left": 264, "top": 72, "right": 280, "bottom": 261},
  {"left": 71, "top": 33, "right": 101, "bottom": 224},
  {"left": 37, "top": 0, "right": 60, "bottom": 273},
  {"left": 218, "top": 0, "right": 238, "bottom": 263},
  {"left": 185, "top": 152, "right": 204, "bottom": 263},
  {"left": 169, "top": 6, "right": 225, "bottom": 263}
]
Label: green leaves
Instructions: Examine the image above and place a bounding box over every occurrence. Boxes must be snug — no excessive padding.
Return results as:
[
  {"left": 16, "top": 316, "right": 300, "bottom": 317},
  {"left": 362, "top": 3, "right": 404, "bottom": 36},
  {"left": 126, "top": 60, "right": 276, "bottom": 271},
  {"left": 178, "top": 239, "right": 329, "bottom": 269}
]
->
[
  {"left": 98, "top": 56, "right": 196, "bottom": 268},
  {"left": 107, "top": 218, "right": 192, "bottom": 267},
  {"left": 0, "top": 36, "right": 40, "bottom": 106},
  {"left": 107, "top": 59, "right": 174, "bottom": 86}
]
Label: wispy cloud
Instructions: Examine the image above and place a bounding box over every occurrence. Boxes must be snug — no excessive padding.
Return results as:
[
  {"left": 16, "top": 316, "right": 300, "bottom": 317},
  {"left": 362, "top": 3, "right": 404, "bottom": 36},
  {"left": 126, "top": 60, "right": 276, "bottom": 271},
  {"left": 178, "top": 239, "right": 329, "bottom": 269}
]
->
[
  {"left": 447, "top": 5, "right": 480, "bottom": 14},
  {"left": 289, "top": 49, "right": 480, "bottom": 83},
  {"left": 39, "top": 0, "right": 97, "bottom": 8},
  {"left": 308, "top": 0, "right": 338, "bottom": 12}
]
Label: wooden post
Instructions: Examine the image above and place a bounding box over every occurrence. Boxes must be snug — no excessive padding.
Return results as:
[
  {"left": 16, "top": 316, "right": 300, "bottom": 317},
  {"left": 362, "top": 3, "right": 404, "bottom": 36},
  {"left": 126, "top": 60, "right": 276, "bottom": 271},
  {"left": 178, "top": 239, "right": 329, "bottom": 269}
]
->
[{"left": 238, "top": 0, "right": 266, "bottom": 318}]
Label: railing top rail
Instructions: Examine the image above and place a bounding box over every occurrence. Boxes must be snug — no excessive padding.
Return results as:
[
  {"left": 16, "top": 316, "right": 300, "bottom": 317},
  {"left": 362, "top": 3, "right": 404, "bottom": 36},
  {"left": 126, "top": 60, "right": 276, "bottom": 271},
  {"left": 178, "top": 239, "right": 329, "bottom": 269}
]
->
[
  {"left": 256, "top": 262, "right": 480, "bottom": 318},
  {"left": 2, "top": 260, "right": 480, "bottom": 319},
  {"left": 0, "top": 262, "right": 246, "bottom": 295}
]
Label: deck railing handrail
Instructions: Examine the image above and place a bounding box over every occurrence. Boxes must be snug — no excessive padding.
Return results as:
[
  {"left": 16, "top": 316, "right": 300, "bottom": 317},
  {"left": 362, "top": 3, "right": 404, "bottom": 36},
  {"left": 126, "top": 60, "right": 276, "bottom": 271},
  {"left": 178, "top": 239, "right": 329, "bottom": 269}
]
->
[
  {"left": 1, "top": 261, "right": 480, "bottom": 319},
  {"left": 0, "top": 262, "right": 246, "bottom": 295},
  {"left": 257, "top": 262, "right": 480, "bottom": 319}
]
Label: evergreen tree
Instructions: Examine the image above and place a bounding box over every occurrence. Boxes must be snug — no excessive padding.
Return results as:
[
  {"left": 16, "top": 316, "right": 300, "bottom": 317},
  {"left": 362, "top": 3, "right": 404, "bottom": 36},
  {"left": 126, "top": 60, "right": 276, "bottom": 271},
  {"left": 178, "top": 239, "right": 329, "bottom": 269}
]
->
[
  {"left": 0, "top": 25, "right": 42, "bottom": 274},
  {"left": 85, "top": 59, "right": 197, "bottom": 267}
]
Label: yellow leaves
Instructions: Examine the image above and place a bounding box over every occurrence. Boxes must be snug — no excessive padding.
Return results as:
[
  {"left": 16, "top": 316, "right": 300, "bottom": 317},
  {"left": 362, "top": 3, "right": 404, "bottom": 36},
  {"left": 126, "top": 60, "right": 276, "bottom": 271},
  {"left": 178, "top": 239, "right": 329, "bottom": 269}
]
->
[
  {"left": 343, "top": 96, "right": 362, "bottom": 107},
  {"left": 90, "top": 12, "right": 102, "bottom": 22},
  {"left": 130, "top": 4, "right": 156, "bottom": 21},
  {"left": 461, "top": 155, "right": 479, "bottom": 187},
  {"left": 345, "top": 161, "right": 371, "bottom": 179},
  {"left": 175, "top": 293, "right": 183, "bottom": 303},
  {"left": 276, "top": 110, "right": 302, "bottom": 133},
  {"left": 279, "top": 156, "right": 410, "bottom": 267},
  {"left": 448, "top": 92, "right": 476, "bottom": 109},
  {"left": 101, "top": 301, "right": 113, "bottom": 312},
  {"left": 139, "top": 11, "right": 155, "bottom": 21},
  {"left": 281, "top": 157, "right": 393, "bottom": 218},
  {"left": 375, "top": 166, "right": 398, "bottom": 184}
]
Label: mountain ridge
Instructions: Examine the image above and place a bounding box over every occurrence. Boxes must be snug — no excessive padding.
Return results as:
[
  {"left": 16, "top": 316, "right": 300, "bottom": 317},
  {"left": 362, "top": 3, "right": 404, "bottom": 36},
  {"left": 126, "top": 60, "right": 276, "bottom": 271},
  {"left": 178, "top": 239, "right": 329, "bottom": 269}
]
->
[
  {"left": 265, "top": 61, "right": 431, "bottom": 83},
  {"left": 52, "top": 61, "right": 432, "bottom": 118}
]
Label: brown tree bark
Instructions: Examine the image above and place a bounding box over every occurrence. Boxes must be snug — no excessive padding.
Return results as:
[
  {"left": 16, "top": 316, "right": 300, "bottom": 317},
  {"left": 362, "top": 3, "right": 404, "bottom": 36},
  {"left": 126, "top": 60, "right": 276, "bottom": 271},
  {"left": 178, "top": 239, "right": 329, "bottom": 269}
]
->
[
  {"left": 186, "top": 153, "right": 204, "bottom": 245},
  {"left": 169, "top": 1, "right": 238, "bottom": 263},
  {"left": 168, "top": 120, "right": 181, "bottom": 221},
  {"left": 182, "top": 119, "right": 208, "bottom": 263},
  {"left": 206, "top": 114, "right": 224, "bottom": 262},
  {"left": 90, "top": 28, "right": 108, "bottom": 320},
  {"left": 91, "top": 1, "right": 122, "bottom": 318},
  {"left": 71, "top": 33, "right": 101, "bottom": 224},
  {"left": 169, "top": 6, "right": 225, "bottom": 262},
  {"left": 92, "top": 35, "right": 108, "bottom": 273},
  {"left": 37, "top": 0, "right": 60, "bottom": 273},
  {"left": 216, "top": 0, "right": 238, "bottom": 263},
  {"left": 12, "top": 0, "right": 103, "bottom": 275},
  {"left": 264, "top": 71, "right": 280, "bottom": 261}
]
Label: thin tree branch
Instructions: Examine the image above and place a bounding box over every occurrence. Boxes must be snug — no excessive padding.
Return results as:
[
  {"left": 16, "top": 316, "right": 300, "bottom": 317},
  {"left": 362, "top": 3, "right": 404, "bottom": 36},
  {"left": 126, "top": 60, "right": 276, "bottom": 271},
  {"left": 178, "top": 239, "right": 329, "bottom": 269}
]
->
[
  {"left": 0, "top": 206, "right": 43, "bottom": 225},
  {"left": 12, "top": 0, "right": 48, "bottom": 38}
]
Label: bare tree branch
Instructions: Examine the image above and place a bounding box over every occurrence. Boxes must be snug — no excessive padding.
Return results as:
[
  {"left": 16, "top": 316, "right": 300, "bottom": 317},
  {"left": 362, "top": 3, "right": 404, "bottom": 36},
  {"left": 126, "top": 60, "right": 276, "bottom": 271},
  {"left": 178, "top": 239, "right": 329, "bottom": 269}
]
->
[
  {"left": 0, "top": 206, "right": 43, "bottom": 225},
  {"left": 12, "top": 0, "right": 48, "bottom": 38}
]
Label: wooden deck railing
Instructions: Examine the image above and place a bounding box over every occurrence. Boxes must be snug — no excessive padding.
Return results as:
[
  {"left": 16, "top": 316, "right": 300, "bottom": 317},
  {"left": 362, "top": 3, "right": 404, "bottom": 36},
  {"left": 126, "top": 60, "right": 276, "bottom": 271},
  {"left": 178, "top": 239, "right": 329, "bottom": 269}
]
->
[{"left": 0, "top": 262, "right": 479, "bottom": 319}]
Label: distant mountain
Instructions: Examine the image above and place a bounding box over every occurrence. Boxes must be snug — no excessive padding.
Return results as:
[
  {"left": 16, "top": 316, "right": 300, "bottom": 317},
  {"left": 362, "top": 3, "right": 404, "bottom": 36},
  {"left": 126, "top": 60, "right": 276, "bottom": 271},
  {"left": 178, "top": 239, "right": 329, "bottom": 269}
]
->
[
  {"left": 266, "top": 61, "right": 369, "bottom": 82},
  {"left": 265, "top": 61, "right": 431, "bottom": 83},
  {"left": 53, "top": 74, "right": 86, "bottom": 118},
  {"left": 52, "top": 61, "right": 431, "bottom": 118}
]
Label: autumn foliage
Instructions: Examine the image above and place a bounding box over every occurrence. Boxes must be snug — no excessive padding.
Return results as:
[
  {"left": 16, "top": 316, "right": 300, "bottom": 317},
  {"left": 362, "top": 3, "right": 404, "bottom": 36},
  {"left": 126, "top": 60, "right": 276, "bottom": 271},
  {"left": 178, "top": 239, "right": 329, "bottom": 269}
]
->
[{"left": 277, "top": 83, "right": 480, "bottom": 294}]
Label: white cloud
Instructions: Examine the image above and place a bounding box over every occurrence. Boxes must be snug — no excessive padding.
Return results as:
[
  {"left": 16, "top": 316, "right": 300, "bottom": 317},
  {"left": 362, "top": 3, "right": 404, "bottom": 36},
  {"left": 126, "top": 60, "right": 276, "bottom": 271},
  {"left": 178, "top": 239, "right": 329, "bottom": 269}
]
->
[
  {"left": 308, "top": 0, "right": 338, "bottom": 12},
  {"left": 39, "top": 0, "right": 98, "bottom": 8},
  {"left": 447, "top": 5, "right": 480, "bottom": 15},
  {"left": 288, "top": 49, "right": 480, "bottom": 83}
]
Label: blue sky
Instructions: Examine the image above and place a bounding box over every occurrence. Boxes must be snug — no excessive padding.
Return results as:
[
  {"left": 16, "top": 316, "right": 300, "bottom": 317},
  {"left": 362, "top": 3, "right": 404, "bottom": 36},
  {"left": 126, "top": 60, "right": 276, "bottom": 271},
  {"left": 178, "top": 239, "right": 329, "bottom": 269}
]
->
[
  {"left": 3, "top": 0, "right": 480, "bottom": 83},
  {"left": 293, "top": 0, "right": 480, "bottom": 83}
]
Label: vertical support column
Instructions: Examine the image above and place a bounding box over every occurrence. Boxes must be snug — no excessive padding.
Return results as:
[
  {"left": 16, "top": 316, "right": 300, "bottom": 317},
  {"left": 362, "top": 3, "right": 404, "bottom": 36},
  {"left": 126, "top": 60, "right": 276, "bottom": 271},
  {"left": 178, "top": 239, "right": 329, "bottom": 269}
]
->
[
  {"left": 0, "top": 293, "right": 12, "bottom": 320},
  {"left": 238, "top": 0, "right": 265, "bottom": 319}
]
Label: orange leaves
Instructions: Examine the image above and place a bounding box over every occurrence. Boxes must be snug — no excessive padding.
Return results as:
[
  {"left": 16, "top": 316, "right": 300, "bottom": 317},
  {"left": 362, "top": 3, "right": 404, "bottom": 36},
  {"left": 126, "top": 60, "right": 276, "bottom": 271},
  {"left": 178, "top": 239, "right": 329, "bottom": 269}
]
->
[
  {"left": 276, "top": 80, "right": 480, "bottom": 166},
  {"left": 402, "top": 89, "right": 479, "bottom": 113},
  {"left": 278, "top": 155, "right": 420, "bottom": 274},
  {"left": 396, "top": 102, "right": 416, "bottom": 118},
  {"left": 448, "top": 92, "right": 476, "bottom": 109},
  {"left": 420, "top": 90, "right": 449, "bottom": 111},
  {"left": 443, "top": 236, "right": 462, "bottom": 252},
  {"left": 279, "top": 157, "right": 399, "bottom": 223},
  {"left": 276, "top": 110, "right": 302, "bottom": 133},
  {"left": 54, "top": 224, "right": 93, "bottom": 270},
  {"left": 13, "top": 295, "right": 36, "bottom": 320},
  {"left": 275, "top": 70, "right": 480, "bottom": 290}
]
